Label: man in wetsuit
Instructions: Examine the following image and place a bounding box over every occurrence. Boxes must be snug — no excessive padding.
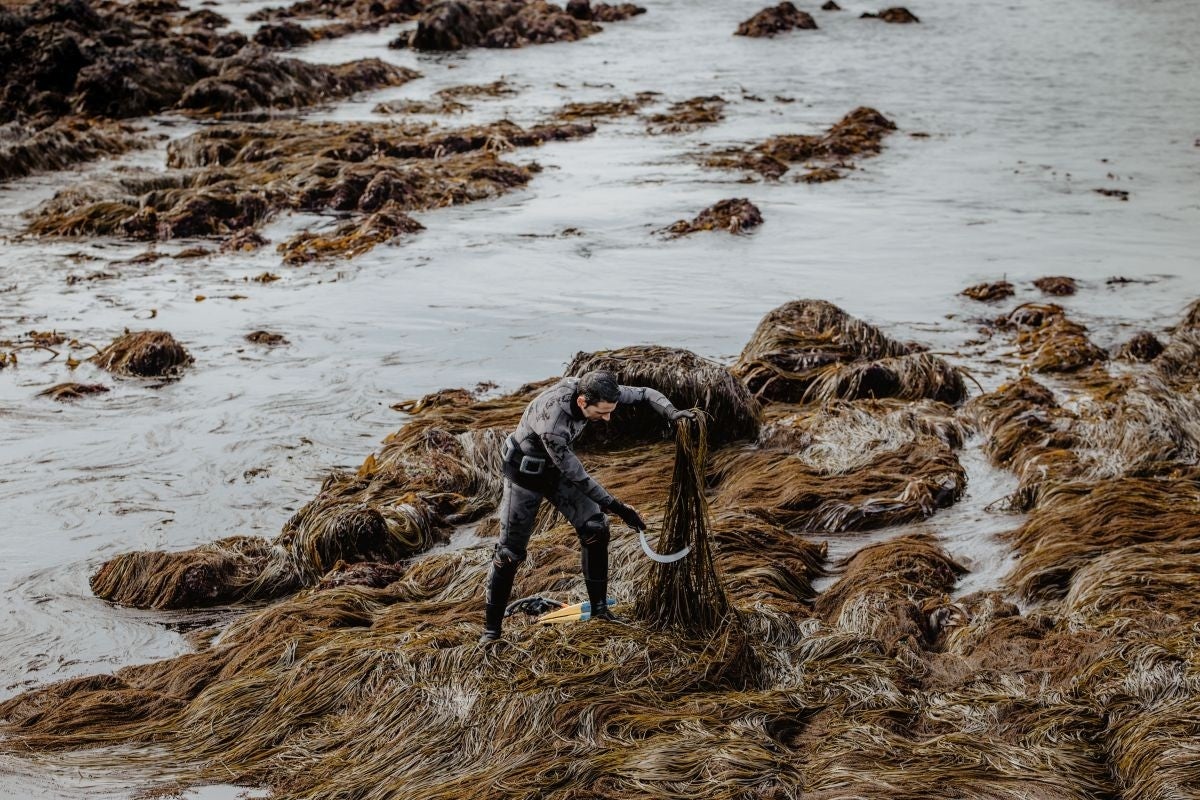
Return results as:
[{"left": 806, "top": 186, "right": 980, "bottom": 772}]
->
[{"left": 481, "top": 369, "right": 693, "bottom": 642}]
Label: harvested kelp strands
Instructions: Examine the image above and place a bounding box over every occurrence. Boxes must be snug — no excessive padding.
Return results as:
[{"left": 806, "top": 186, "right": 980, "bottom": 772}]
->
[
  {"left": 1033, "top": 275, "right": 1077, "bottom": 296},
  {"left": 1178, "top": 297, "right": 1200, "bottom": 329},
  {"left": 316, "top": 559, "right": 405, "bottom": 590},
  {"left": 646, "top": 95, "right": 727, "bottom": 135},
  {"left": 635, "top": 415, "right": 730, "bottom": 631},
  {"left": 1153, "top": 327, "right": 1200, "bottom": 383},
  {"left": 733, "top": 298, "right": 965, "bottom": 404},
  {"left": 660, "top": 197, "right": 763, "bottom": 237},
  {"left": 862, "top": 6, "right": 920, "bottom": 23},
  {"left": 277, "top": 205, "right": 425, "bottom": 264},
  {"left": 405, "top": 0, "right": 608, "bottom": 51},
  {"left": 735, "top": 2, "right": 818, "bottom": 37},
  {"left": 1113, "top": 330, "right": 1164, "bottom": 362},
  {"left": 37, "top": 381, "right": 110, "bottom": 401},
  {"left": 960, "top": 279, "right": 1014, "bottom": 302},
  {"left": 965, "top": 375, "right": 1072, "bottom": 468},
  {"left": 89, "top": 330, "right": 192, "bottom": 378},
  {"left": 711, "top": 415, "right": 965, "bottom": 534},
  {"left": 1000, "top": 302, "right": 1107, "bottom": 373},
  {"left": 0, "top": 118, "right": 145, "bottom": 183},
  {"left": 566, "top": 344, "right": 762, "bottom": 447},
  {"left": 701, "top": 106, "right": 896, "bottom": 180},
  {"left": 1003, "top": 473, "right": 1200, "bottom": 602},
  {"left": 814, "top": 534, "right": 964, "bottom": 652}
]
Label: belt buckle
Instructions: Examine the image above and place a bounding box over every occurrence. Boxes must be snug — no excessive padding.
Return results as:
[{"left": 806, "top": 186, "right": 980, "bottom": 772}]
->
[{"left": 519, "top": 455, "right": 544, "bottom": 475}]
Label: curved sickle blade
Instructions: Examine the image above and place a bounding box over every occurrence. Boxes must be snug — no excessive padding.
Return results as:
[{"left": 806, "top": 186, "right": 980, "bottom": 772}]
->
[{"left": 639, "top": 530, "right": 690, "bottom": 563}]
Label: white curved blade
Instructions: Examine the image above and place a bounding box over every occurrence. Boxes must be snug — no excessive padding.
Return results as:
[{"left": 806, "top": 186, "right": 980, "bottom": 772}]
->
[{"left": 639, "top": 530, "right": 690, "bottom": 563}]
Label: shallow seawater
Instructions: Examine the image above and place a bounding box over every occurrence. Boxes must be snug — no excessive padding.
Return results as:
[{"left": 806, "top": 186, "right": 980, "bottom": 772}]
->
[{"left": 0, "top": 0, "right": 1197, "bottom": 794}]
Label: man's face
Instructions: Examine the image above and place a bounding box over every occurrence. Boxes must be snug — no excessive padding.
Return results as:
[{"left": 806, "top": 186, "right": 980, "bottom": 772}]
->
[{"left": 577, "top": 396, "right": 617, "bottom": 421}]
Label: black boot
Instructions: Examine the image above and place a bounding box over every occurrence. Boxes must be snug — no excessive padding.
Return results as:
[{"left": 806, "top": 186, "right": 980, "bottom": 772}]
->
[
  {"left": 582, "top": 540, "right": 620, "bottom": 622},
  {"left": 481, "top": 560, "right": 516, "bottom": 643}
]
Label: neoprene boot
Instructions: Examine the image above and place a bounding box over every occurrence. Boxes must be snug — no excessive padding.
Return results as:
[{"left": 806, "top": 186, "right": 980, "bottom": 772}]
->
[
  {"left": 481, "top": 561, "right": 516, "bottom": 643},
  {"left": 581, "top": 540, "right": 619, "bottom": 621}
]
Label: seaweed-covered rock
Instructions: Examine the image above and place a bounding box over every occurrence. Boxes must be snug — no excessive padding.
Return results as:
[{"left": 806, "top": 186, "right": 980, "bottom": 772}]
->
[
  {"left": 735, "top": 2, "right": 817, "bottom": 37},
  {"left": 1113, "top": 331, "right": 1163, "bottom": 362},
  {"left": 961, "top": 280, "right": 1014, "bottom": 302},
  {"left": 0, "top": 118, "right": 143, "bottom": 182},
  {"left": 862, "top": 6, "right": 919, "bottom": 22},
  {"left": 661, "top": 198, "right": 763, "bottom": 237},
  {"left": 408, "top": 0, "right": 602, "bottom": 50},
  {"left": 1033, "top": 275, "right": 1077, "bottom": 296},
  {"left": 566, "top": 0, "right": 645, "bottom": 21},
  {"left": 89, "top": 330, "right": 193, "bottom": 377},
  {"left": 251, "top": 21, "right": 317, "bottom": 48},
  {"left": 702, "top": 106, "right": 895, "bottom": 180}
]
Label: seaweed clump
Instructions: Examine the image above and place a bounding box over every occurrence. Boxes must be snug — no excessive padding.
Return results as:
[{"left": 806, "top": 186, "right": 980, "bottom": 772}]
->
[
  {"left": 732, "top": 299, "right": 966, "bottom": 404},
  {"left": 1033, "top": 275, "right": 1077, "bottom": 296},
  {"left": 961, "top": 280, "right": 1014, "bottom": 302},
  {"left": 702, "top": 106, "right": 896, "bottom": 181},
  {"left": 405, "top": 0, "right": 641, "bottom": 51},
  {"left": 660, "top": 197, "right": 763, "bottom": 237},
  {"left": 38, "top": 382, "right": 110, "bottom": 401},
  {"left": 735, "top": 2, "right": 817, "bottom": 37},
  {"left": 646, "top": 95, "right": 727, "bottom": 135},
  {"left": 89, "top": 330, "right": 192, "bottom": 378},
  {"left": 862, "top": 6, "right": 920, "bottom": 22}
]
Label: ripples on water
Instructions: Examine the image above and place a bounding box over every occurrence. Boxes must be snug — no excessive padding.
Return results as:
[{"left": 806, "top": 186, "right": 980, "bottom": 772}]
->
[{"left": 0, "top": 0, "right": 1197, "bottom": 794}]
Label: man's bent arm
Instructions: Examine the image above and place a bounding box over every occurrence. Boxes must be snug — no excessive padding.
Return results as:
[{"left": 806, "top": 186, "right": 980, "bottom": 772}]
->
[
  {"left": 540, "top": 431, "right": 614, "bottom": 507},
  {"left": 617, "top": 385, "right": 677, "bottom": 418}
]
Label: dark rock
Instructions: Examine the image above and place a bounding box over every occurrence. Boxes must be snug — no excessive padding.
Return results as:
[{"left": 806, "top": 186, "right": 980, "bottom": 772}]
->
[
  {"left": 1033, "top": 276, "right": 1077, "bottom": 296},
  {"left": 862, "top": 7, "right": 919, "bottom": 22},
  {"left": 662, "top": 198, "right": 763, "bottom": 237},
  {"left": 409, "top": 0, "right": 607, "bottom": 50},
  {"left": 252, "top": 21, "right": 316, "bottom": 48}
]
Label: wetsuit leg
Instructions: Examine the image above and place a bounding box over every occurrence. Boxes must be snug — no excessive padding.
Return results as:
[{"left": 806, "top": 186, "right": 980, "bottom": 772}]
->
[
  {"left": 484, "top": 479, "right": 542, "bottom": 637},
  {"left": 549, "top": 479, "right": 611, "bottom": 615}
]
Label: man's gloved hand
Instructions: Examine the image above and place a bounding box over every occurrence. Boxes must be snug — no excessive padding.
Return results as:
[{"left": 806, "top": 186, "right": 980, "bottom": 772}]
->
[
  {"left": 606, "top": 499, "right": 646, "bottom": 532},
  {"left": 668, "top": 408, "right": 696, "bottom": 424}
]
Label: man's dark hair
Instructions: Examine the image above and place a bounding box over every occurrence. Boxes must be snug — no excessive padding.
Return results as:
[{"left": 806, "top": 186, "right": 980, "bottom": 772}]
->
[{"left": 578, "top": 370, "right": 620, "bottom": 405}]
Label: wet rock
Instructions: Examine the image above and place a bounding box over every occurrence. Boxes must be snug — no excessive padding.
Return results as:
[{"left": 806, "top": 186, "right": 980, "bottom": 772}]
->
[
  {"left": 89, "top": 330, "right": 193, "bottom": 377},
  {"left": 181, "top": 8, "right": 230, "bottom": 29},
  {"left": 38, "top": 382, "right": 110, "bottom": 401},
  {"left": 862, "top": 6, "right": 919, "bottom": 22},
  {"left": 1113, "top": 331, "right": 1164, "bottom": 362},
  {"left": 961, "top": 281, "right": 1014, "bottom": 302},
  {"left": 408, "top": 0, "right": 601, "bottom": 50},
  {"left": 647, "top": 95, "right": 726, "bottom": 135},
  {"left": 821, "top": 0, "right": 841, "bottom": 9},
  {"left": 661, "top": 198, "right": 763, "bottom": 237},
  {"left": 735, "top": 2, "right": 817, "bottom": 37},
  {"left": 566, "top": 0, "right": 645, "bottom": 22},
  {"left": 245, "top": 330, "right": 289, "bottom": 346},
  {"left": 248, "top": 0, "right": 424, "bottom": 44},
  {"left": 702, "top": 106, "right": 896, "bottom": 180}
]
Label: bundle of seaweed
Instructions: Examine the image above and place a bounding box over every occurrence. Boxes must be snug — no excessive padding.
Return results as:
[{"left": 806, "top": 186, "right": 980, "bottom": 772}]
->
[
  {"left": 710, "top": 511, "right": 826, "bottom": 612},
  {"left": 1065, "top": 539, "right": 1200, "bottom": 622},
  {"left": 659, "top": 197, "right": 763, "bottom": 237},
  {"left": 1001, "top": 303, "right": 1107, "bottom": 373},
  {"left": 565, "top": 345, "right": 761, "bottom": 448},
  {"left": 635, "top": 415, "right": 734, "bottom": 636},
  {"left": 28, "top": 119, "right": 590, "bottom": 245},
  {"left": 712, "top": 400, "right": 965, "bottom": 533},
  {"left": 1003, "top": 472, "right": 1200, "bottom": 602},
  {"left": 701, "top": 106, "right": 896, "bottom": 181},
  {"left": 733, "top": 299, "right": 966, "bottom": 405},
  {"left": 406, "top": 0, "right": 614, "bottom": 51},
  {"left": 1113, "top": 330, "right": 1164, "bottom": 362},
  {"left": 38, "top": 381, "right": 109, "bottom": 400},
  {"left": 0, "top": 118, "right": 143, "bottom": 183},
  {"left": 646, "top": 95, "right": 727, "bottom": 135},
  {"left": 734, "top": 2, "right": 817, "bottom": 37},
  {"left": 862, "top": 6, "right": 920, "bottom": 23},
  {"left": 89, "top": 330, "right": 192, "bottom": 377},
  {"left": 1033, "top": 275, "right": 1077, "bottom": 296}
]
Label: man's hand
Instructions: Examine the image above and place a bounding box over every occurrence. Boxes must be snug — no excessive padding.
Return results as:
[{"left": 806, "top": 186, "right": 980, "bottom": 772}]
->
[
  {"left": 606, "top": 499, "right": 646, "bottom": 532},
  {"left": 669, "top": 408, "right": 696, "bottom": 424}
]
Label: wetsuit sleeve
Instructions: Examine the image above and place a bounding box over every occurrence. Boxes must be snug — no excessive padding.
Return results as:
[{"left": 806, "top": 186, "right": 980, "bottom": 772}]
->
[
  {"left": 540, "top": 431, "right": 614, "bottom": 508},
  {"left": 617, "top": 384, "right": 677, "bottom": 418}
]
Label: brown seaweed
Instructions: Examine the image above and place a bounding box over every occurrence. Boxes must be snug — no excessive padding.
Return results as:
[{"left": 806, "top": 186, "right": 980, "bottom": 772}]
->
[
  {"left": 660, "top": 197, "right": 763, "bottom": 237},
  {"left": 735, "top": 2, "right": 817, "bottom": 37}
]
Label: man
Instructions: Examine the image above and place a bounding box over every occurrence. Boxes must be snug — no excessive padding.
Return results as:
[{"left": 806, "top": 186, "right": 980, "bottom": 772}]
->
[{"left": 481, "top": 369, "right": 693, "bottom": 642}]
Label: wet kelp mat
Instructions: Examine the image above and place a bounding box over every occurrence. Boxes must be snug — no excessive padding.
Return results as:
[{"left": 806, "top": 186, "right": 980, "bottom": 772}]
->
[{"left": 4, "top": 298, "right": 1200, "bottom": 798}]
